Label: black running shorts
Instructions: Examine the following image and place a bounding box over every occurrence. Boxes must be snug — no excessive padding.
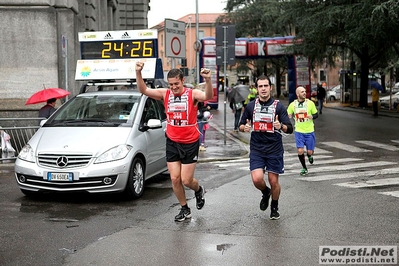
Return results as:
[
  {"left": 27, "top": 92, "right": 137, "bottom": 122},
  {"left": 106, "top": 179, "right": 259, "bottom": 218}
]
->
[{"left": 166, "top": 137, "right": 199, "bottom": 164}]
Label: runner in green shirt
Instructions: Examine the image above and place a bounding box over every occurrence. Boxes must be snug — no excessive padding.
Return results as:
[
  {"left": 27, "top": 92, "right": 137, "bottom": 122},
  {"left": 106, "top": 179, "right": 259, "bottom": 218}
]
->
[{"left": 287, "top": 86, "right": 318, "bottom": 176}]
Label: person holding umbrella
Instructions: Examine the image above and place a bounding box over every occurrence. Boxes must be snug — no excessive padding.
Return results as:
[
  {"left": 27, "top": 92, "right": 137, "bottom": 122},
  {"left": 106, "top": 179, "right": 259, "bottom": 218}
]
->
[
  {"left": 371, "top": 87, "right": 379, "bottom": 116},
  {"left": 38, "top": 98, "right": 57, "bottom": 118},
  {"left": 26, "top": 86, "right": 70, "bottom": 119},
  {"left": 229, "top": 97, "right": 244, "bottom": 132}
]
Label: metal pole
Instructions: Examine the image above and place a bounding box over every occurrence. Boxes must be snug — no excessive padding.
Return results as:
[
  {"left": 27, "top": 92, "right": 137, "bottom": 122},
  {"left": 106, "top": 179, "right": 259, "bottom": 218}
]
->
[
  {"left": 342, "top": 47, "right": 345, "bottom": 102},
  {"left": 188, "top": 16, "right": 192, "bottom": 80},
  {"left": 223, "top": 26, "right": 227, "bottom": 145},
  {"left": 195, "top": 0, "right": 200, "bottom": 84},
  {"left": 64, "top": 38, "right": 69, "bottom": 101}
]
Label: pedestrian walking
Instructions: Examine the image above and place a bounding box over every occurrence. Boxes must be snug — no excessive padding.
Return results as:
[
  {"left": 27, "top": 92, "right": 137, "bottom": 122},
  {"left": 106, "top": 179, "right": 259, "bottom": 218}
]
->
[
  {"left": 229, "top": 98, "right": 244, "bottom": 132},
  {"left": 371, "top": 87, "right": 379, "bottom": 116},
  {"left": 38, "top": 98, "right": 57, "bottom": 118},
  {"left": 197, "top": 101, "right": 211, "bottom": 151},
  {"left": 201, "top": 109, "right": 212, "bottom": 148},
  {"left": 239, "top": 75, "right": 293, "bottom": 220},
  {"left": 316, "top": 83, "right": 326, "bottom": 114},
  {"left": 287, "top": 86, "right": 318, "bottom": 176},
  {"left": 135, "top": 62, "right": 213, "bottom": 222}
]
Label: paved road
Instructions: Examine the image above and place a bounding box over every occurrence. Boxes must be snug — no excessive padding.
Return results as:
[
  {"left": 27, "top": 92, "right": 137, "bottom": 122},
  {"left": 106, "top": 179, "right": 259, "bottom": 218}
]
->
[
  {"left": 2, "top": 93, "right": 398, "bottom": 266},
  {"left": 64, "top": 95, "right": 399, "bottom": 266}
]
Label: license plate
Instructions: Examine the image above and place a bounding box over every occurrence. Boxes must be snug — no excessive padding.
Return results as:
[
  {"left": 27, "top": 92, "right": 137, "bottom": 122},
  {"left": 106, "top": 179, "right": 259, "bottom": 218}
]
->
[{"left": 47, "top": 172, "right": 73, "bottom": 182}]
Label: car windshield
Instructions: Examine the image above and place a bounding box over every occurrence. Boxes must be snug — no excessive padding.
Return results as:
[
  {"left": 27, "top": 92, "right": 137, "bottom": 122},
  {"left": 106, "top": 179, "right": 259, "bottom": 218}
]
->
[{"left": 46, "top": 94, "right": 140, "bottom": 127}]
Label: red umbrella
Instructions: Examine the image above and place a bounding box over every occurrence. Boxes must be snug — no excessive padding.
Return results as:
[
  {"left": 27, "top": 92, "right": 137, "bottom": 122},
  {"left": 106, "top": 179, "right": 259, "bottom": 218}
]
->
[{"left": 25, "top": 88, "right": 70, "bottom": 105}]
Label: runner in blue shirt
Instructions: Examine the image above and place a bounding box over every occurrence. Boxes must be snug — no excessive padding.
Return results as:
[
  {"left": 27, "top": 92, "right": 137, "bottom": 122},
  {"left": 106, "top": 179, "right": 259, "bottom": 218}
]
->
[{"left": 239, "top": 75, "right": 293, "bottom": 220}]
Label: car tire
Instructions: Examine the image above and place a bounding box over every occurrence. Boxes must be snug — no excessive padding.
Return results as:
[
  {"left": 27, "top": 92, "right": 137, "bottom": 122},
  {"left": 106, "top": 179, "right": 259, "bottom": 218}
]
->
[
  {"left": 123, "top": 157, "right": 145, "bottom": 199},
  {"left": 328, "top": 96, "right": 335, "bottom": 101}
]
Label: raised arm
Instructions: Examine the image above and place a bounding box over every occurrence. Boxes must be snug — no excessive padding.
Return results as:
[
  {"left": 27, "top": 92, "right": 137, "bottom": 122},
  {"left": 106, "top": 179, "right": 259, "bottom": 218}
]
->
[
  {"left": 135, "top": 61, "right": 165, "bottom": 100},
  {"left": 193, "top": 68, "right": 213, "bottom": 102}
]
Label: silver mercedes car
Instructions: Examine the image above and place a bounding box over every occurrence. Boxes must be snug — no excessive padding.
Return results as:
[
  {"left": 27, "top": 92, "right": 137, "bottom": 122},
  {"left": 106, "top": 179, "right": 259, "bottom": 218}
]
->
[{"left": 15, "top": 87, "right": 168, "bottom": 199}]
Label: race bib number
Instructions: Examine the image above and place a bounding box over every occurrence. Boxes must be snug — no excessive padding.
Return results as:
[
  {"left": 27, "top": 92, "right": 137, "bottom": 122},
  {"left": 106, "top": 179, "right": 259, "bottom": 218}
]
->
[
  {"left": 253, "top": 113, "right": 274, "bottom": 132},
  {"left": 253, "top": 121, "right": 273, "bottom": 132},
  {"left": 295, "top": 111, "right": 308, "bottom": 122},
  {"left": 168, "top": 111, "right": 187, "bottom": 120}
]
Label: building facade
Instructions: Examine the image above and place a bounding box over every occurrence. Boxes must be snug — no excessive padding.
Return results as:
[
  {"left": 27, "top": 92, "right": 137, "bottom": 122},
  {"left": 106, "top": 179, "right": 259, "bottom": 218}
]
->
[{"left": 0, "top": 0, "right": 149, "bottom": 111}]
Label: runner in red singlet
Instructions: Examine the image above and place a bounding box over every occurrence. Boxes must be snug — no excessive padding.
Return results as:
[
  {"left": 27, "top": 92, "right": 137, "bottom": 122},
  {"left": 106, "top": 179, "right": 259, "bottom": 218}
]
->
[{"left": 135, "top": 62, "right": 213, "bottom": 222}]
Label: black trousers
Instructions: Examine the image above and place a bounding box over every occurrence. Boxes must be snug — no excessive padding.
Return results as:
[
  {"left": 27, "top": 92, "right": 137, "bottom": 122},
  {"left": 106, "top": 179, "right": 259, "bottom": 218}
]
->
[{"left": 372, "top": 101, "right": 378, "bottom": 115}]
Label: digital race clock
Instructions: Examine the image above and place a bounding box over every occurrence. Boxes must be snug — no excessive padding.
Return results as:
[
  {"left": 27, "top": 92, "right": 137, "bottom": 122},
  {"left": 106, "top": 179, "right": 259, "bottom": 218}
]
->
[
  {"left": 78, "top": 30, "right": 159, "bottom": 59},
  {"left": 75, "top": 29, "right": 163, "bottom": 81}
]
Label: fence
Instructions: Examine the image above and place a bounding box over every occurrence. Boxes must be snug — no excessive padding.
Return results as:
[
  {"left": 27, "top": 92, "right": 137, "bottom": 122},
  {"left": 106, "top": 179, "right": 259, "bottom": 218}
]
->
[{"left": 0, "top": 118, "right": 42, "bottom": 163}]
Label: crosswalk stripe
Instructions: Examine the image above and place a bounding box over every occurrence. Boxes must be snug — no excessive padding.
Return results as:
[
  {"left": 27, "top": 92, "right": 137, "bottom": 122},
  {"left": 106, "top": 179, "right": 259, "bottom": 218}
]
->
[
  {"left": 391, "top": 140, "right": 399, "bottom": 144},
  {"left": 209, "top": 158, "right": 249, "bottom": 164},
  {"left": 283, "top": 155, "right": 334, "bottom": 163},
  {"left": 378, "top": 191, "right": 399, "bottom": 198},
  {"left": 285, "top": 157, "right": 362, "bottom": 166},
  {"left": 334, "top": 177, "right": 399, "bottom": 188},
  {"left": 320, "top": 141, "right": 372, "bottom": 152},
  {"left": 356, "top": 140, "right": 399, "bottom": 151},
  {"left": 298, "top": 167, "right": 399, "bottom": 181},
  {"left": 284, "top": 161, "right": 396, "bottom": 174},
  {"left": 285, "top": 143, "right": 332, "bottom": 154}
]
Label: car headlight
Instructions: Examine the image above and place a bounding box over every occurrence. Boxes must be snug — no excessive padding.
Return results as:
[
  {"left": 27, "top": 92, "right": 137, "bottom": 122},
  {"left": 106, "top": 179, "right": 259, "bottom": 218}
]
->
[
  {"left": 18, "top": 144, "right": 35, "bottom": 162},
  {"left": 95, "top": 145, "right": 132, "bottom": 164}
]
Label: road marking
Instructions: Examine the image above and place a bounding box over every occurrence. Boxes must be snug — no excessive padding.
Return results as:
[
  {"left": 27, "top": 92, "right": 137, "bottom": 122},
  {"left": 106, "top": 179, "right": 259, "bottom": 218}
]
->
[
  {"left": 320, "top": 141, "right": 372, "bottom": 152},
  {"left": 285, "top": 157, "right": 362, "bottom": 166},
  {"left": 283, "top": 155, "right": 334, "bottom": 163},
  {"left": 356, "top": 140, "right": 399, "bottom": 151},
  {"left": 209, "top": 158, "right": 249, "bottom": 165},
  {"left": 298, "top": 167, "right": 399, "bottom": 181},
  {"left": 391, "top": 140, "right": 399, "bottom": 144},
  {"left": 285, "top": 143, "right": 332, "bottom": 154},
  {"left": 378, "top": 191, "right": 399, "bottom": 198},
  {"left": 334, "top": 177, "right": 399, "bottom": 188},
  {"left": 285, "top": 161, "right": 396, "bottom": 175}
]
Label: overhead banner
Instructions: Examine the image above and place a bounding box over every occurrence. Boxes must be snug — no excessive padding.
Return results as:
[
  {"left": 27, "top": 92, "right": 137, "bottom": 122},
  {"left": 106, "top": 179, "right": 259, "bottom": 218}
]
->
[{"left": 75, "top": 58, "right": 157, "bottom": 80}]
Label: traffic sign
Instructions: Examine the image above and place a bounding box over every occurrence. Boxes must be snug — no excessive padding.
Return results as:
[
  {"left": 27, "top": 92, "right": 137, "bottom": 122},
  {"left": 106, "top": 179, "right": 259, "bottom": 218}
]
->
[
  {"left": 165, "top": 19, "right": 186, "bottom": 58},
  {"left": 216, "top": 25, "right": 236, "bottom": 66}
]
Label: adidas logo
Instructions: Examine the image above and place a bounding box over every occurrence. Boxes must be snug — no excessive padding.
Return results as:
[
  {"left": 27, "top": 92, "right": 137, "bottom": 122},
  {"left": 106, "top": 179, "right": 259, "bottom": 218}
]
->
[
  {"left": 104, "top": 33, "right": 113, "bottom": 39},
  {"left": 193, "top": 156, "right": 198, "bottom": 161},
  {"left": 121, "top": 32, "right": 130, "bottom": 39}
]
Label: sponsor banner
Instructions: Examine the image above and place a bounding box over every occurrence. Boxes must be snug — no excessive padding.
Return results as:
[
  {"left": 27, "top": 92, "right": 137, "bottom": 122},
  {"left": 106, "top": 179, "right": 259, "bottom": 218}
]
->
[
  {"left": 203, "top": 39, "right": 216, "bottom": 56},
  {"left": 235, "top": 40, "right": 247, "bottom": 57},
  {"left": 295, "top": 55, "right": 310, "bottom": 88},
  {"left": 75, "top": 58, "right": 157, "bottom": 80},
  {"left": 78, "top": 30, "right": 157, "bottom": 42}
]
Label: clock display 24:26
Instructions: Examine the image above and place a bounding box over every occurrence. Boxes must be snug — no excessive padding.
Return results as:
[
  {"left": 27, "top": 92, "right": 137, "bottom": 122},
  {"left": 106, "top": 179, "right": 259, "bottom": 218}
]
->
[{"left": 80, "top": 40, "right": 157, "bottom": 59}]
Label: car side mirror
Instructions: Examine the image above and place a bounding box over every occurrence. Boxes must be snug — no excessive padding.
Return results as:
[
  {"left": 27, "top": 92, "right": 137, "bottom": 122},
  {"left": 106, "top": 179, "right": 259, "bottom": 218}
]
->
[
  {"left": 39, "top": 119, "right": 47, "bottom": 127},
  {"left": 139, "top": 119, "right": 162, "bottom": 131}
]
